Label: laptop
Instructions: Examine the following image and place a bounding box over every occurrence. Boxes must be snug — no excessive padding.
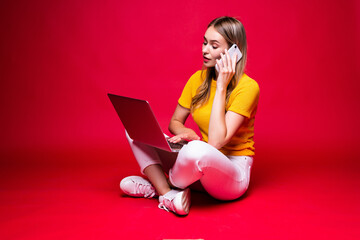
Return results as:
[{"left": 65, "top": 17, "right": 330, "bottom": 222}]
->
[{"left": 108, "top": 93, "right": 186, "bottom": 152}]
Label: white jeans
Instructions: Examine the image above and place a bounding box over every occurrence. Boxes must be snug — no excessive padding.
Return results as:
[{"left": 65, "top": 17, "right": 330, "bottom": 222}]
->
[{"left": 126, "top": 131, "right": 253, "bottom": 200}]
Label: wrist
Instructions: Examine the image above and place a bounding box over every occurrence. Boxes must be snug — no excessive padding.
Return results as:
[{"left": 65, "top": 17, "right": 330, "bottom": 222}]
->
[{"left": 216, "top": 85, "right": 227, "bottom": 93}]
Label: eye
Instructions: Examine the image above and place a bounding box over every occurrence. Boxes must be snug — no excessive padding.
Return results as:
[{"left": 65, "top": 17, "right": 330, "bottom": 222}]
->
[
  {"left": 212, "top": 46, "right": 218, "bottom": 49},
  {"left": 203, "top": 42, "right": 208, "bottom": 46}
]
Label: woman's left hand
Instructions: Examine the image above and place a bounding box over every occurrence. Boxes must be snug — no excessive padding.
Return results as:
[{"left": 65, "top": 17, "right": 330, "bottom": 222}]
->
[{"left": 215, "top": 49, "right": 237, "bottom": 90}]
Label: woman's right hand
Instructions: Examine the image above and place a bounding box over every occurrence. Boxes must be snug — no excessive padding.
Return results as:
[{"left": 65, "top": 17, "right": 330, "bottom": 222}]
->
[
  {"left": 168, "top": 130, "right": 201, "bottom": 143},
  {"left": 168, "top": 104, "right": 201, "bottom": 143}
]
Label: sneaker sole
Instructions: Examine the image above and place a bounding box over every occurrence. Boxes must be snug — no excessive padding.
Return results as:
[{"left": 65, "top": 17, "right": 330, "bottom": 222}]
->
[{"left": 175, "top": 188, "right": 191, "bottom": 215}]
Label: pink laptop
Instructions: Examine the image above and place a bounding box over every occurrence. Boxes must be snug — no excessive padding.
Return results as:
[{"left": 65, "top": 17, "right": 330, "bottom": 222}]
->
[{"left": 108, "top": 93, "right": 185, "bottom": 152}]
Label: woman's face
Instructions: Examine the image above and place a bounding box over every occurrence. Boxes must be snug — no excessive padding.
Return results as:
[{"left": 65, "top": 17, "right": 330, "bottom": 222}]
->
[{"left": 202, "top": 26, "right": 229, "bottom": 68}]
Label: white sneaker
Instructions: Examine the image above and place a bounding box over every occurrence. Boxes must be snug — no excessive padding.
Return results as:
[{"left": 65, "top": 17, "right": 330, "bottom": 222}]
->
[
  {"left": 120, "top": 176, "right": 157, "bottom": 198},
  {"left": 158, "top": 189, "right": 191, "bottom": 215}
]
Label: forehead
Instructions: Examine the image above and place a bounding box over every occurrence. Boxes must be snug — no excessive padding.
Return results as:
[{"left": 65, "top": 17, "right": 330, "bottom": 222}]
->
[{"left": 204, "top": 26, "right": 226, "bottom": 44}]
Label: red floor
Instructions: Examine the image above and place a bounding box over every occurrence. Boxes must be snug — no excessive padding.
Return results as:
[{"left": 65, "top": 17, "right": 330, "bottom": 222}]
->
[{"left": 1, "top": 144, "right": 359, "bottom": 240}]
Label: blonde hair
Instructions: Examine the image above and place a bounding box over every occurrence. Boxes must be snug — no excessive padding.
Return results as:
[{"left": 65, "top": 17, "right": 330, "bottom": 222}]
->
[{"left": 191, "top": 16, "right": 247, "bottom": 112}]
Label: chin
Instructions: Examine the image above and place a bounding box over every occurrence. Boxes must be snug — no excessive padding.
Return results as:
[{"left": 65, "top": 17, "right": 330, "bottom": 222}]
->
[{"left": 203, "top": 62, "right": 215, "bottom": 68}]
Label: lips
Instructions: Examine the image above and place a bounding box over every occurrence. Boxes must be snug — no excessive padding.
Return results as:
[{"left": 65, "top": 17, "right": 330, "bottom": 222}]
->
[{"left": 203, "top": 56, "right": 210, "bottom": 62}]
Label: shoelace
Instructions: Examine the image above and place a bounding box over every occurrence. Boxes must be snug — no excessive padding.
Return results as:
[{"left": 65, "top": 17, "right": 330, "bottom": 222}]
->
[
  {"left": 158, "top": 192, "right": 177, "bottom": 212},
  {"left": 134, "top": 182, "right": 156, "bottom": 198}
]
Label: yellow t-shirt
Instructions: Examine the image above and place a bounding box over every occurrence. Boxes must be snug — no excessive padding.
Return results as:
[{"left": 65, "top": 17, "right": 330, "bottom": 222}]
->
[{"left": 178, "top": 70, "right": 260, "bottom": 156}]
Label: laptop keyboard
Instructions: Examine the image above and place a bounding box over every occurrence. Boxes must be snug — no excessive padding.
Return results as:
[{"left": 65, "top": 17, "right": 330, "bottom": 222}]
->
[
  {"left": 166, "top": 139, "right": 187, "bottom": 150},
  {"left": 168, "top": 141, "right": 184, "bottom": 150}
]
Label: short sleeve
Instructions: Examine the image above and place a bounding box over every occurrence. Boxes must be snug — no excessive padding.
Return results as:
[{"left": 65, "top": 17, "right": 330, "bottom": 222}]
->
[
  {"left": 228, "top": 80, "right": 260, "bottom": 118},
  {"left": 178, "top": 71, "right": 203, "bottom": 109}
]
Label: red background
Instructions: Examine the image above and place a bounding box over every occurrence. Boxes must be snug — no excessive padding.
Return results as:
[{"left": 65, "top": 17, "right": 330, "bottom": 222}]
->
[{"left": 1, "top": 0, "right": 359, "bottom": 239}]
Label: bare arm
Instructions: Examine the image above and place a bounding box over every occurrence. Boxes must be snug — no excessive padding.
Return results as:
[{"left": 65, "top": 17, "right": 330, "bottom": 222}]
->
[
  {"left": 208, "top": 49, "right": 245, "bottom": 149},
  {"left": 168, "top": 104, "right": 201, "bottom": 143},
  {"left": 208, "top": 94, "right": 245, "bottom": 149}
]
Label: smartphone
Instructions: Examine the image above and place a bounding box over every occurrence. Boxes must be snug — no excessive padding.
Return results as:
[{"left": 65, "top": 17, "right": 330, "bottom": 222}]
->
[{"left": 215, "top": 44, "right": 243, "bottom": 72}]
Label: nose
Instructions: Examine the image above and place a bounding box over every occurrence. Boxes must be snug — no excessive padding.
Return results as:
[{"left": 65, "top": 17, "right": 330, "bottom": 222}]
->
[{"left": 202, "top": 44, "right": 209, "bottom": 55}]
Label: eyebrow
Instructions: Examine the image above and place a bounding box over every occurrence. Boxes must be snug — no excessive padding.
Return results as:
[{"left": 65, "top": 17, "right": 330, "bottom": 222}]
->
[{"left": 203, "top": 36, "right": 220, "bottom": 44}]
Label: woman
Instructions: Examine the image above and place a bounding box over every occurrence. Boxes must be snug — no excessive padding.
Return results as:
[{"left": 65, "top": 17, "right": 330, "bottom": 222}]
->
[{"left": 120, "top": 16, "right": 260, "bottom": 216}]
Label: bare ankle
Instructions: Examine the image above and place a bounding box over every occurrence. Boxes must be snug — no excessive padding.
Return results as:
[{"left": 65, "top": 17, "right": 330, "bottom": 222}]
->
[{"left": 158, "top": 187, "right": 171, "bottom": 196}]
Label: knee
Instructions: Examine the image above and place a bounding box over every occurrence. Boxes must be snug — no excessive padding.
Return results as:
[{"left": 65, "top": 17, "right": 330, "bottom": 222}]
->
[{"left": 177, "top": 140, "right": 213, "bottom": 166}]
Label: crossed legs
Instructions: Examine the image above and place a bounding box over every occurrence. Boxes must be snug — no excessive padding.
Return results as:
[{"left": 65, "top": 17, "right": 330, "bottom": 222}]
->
[{"left": 126, "top": 131, "right": 253, "bottom": 200}]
